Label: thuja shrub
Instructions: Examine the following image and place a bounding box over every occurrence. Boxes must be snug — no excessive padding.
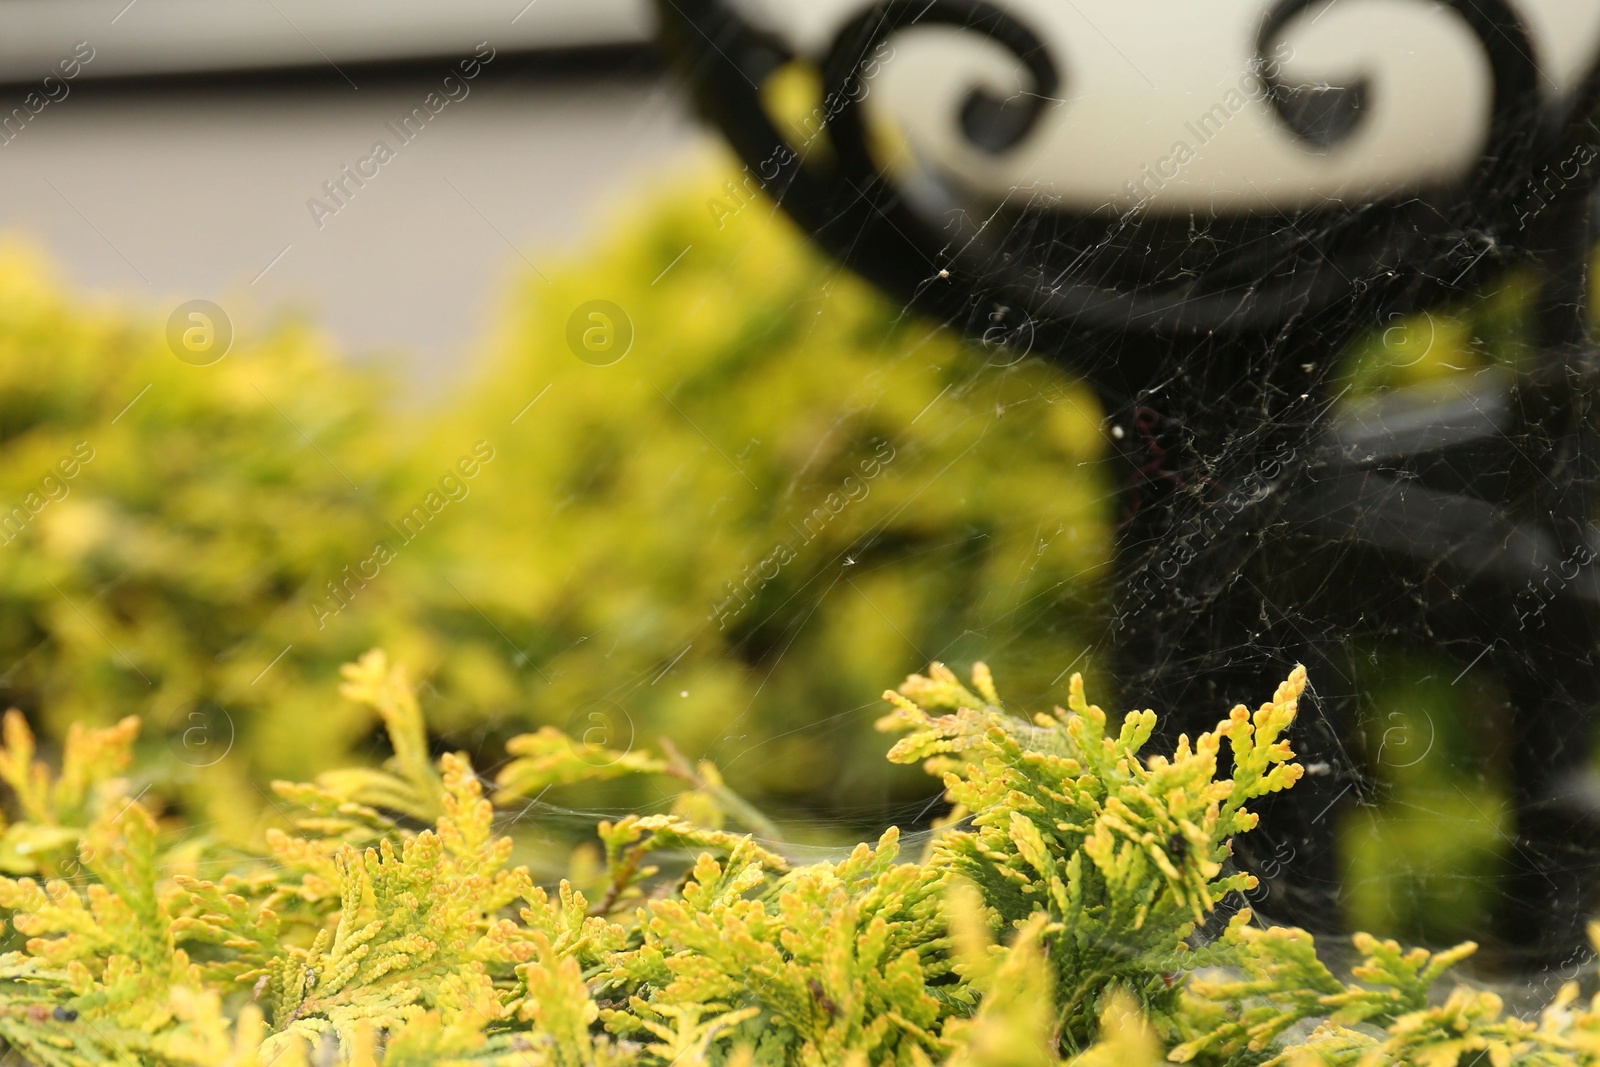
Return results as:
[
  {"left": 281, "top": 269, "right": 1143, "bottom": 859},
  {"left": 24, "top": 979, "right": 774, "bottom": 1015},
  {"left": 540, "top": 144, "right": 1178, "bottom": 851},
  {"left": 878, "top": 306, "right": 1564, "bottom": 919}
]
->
[
  {"left": 0, "top": 650, "right": 1590, "bottom": 1066},
  {"left": 0, "top": 177, "right": 1112, "bottom": 834},
  {"left": 0, "top": 241, "right": 407, "bottom": 838},
  {"left": 386, "top": 172, "right": 1112, "bottom": 815}
]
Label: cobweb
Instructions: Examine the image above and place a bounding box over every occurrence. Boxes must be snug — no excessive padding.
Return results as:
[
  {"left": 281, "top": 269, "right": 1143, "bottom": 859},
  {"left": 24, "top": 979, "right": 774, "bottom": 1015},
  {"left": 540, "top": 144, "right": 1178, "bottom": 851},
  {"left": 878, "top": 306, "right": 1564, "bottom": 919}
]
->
[{"left": 642, "top": 0, "right": 1600, "bottom": 990}]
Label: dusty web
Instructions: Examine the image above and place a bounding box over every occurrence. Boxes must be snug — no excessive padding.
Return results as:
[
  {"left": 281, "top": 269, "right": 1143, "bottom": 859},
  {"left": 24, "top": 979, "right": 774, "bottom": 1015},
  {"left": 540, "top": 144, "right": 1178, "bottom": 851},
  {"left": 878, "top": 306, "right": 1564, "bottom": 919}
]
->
[{"left": 647, "top": 0, "right": 1600, "bottom": 987}]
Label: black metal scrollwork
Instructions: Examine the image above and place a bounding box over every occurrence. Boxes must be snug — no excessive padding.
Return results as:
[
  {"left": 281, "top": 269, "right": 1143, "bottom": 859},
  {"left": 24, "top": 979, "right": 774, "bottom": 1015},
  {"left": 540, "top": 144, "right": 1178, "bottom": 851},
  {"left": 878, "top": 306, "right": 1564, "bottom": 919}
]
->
[{"left": 689, "top": 0, "right": 1597, "bottom": 392}]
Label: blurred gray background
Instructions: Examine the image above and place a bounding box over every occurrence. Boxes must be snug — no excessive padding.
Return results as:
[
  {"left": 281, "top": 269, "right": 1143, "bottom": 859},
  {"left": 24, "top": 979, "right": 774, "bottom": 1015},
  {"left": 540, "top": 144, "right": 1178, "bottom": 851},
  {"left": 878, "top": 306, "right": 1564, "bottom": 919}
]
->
[{"left": 0, "top": 0, "right": 712, "bottom": 385}]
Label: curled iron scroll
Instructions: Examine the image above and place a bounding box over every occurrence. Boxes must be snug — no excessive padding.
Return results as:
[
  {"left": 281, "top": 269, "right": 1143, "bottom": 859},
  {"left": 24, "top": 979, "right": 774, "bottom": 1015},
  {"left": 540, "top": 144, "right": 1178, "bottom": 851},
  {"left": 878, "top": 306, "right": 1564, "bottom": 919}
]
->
[{"left": 1256, "top": 0, "right": 1541, "bottom": 198}]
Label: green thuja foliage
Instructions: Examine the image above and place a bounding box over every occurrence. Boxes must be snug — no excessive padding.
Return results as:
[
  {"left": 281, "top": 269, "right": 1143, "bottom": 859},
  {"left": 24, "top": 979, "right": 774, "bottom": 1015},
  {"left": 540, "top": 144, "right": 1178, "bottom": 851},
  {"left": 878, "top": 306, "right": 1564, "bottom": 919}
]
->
[{"left": 2, "top": 651, "right": 1597, "bottom": 1066}]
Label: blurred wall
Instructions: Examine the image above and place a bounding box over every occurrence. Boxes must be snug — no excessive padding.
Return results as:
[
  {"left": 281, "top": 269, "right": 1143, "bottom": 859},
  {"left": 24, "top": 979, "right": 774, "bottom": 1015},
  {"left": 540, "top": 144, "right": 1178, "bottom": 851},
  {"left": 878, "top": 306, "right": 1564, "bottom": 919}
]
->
[
  {"left": 0, "top": 26, "right": 709, "bottom": 386},
  {"left": 0, "top": 0, "right": 649, "bottom": 79}
]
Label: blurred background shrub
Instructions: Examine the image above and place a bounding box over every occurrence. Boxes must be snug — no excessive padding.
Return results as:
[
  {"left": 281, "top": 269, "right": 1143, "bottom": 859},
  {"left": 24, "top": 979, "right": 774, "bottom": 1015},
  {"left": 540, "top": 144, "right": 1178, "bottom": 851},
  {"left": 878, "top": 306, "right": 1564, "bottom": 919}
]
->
[{"left": 0, "top": 167, "right": 1112, "bottom": 847}]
